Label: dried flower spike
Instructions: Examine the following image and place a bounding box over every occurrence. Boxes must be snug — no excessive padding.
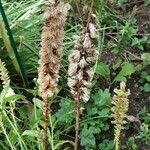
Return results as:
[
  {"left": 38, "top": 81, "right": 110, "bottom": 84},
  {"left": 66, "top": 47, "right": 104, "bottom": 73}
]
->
[
  {"left": 68, "top": 12, "right": 98, "bottom": 150},
  {"left": 38, "top": 1, "right": 69, "bottom": 150},
  {"left": 68, "top": 13, "right": 98, "bottom": 103},
  {"left": 111, "top": 82, "right": 130, "bottom": 150},
  {"left": 38, "top": 2, "right": 69, "bottom": 100}
]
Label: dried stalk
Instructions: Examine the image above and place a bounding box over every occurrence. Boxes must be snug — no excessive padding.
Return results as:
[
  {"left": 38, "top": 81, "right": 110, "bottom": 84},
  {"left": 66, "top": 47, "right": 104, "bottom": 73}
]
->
[
  {"left": 68, "top": 1, "right": 97, "bottom": 149},
  {"left": 38, "top": 1, "right": 69, "bottom": 150}
]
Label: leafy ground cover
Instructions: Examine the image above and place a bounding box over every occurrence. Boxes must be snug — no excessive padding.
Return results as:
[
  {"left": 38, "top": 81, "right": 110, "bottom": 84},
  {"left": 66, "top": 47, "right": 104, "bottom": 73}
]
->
[{"left": 0, "top": 0, "right": 150, "bottom": 150}]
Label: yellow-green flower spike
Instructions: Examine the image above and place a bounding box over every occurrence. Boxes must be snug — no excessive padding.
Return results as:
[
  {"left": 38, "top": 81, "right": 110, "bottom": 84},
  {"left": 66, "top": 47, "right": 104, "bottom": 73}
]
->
[
  {"left": 0, "top": 59, "right": 10, "bottom": 87},
  {"left": 111, "top": 82, "right": 130, "bottom": 150}
]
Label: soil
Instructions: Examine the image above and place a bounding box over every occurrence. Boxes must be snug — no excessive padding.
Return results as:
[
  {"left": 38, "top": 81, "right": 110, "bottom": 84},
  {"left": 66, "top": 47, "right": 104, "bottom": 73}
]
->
[{"left": 124, "top": 75, "right": 150, "bottom": 150}]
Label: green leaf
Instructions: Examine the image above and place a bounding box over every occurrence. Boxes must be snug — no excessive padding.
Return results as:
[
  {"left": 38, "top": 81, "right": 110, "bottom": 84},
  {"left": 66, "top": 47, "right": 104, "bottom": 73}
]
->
[
  {"left": 99, "top": 140, "right": 114, "bottom": 150},
  {"left": 144, "top": 0, "right": 150, "bottom": 6},
  {"left": 146, "top": 75, "right": 150, "bottom": 82},
  {"left": 98, "top": 108, "right": 110, "bottom": 117},
  {"left": 80, "top": 125, "right": 100, "bottom": 149},
  {"left": 95, "top": 63, "right": 110, "bottom": 79},
  {"left": 144, "top": 83, "right": 150, "bottom": 92},
  {"left": 8, "top": 130, "right": 18, "bottom": 145},
  {"left": 118, "top": 0, "right": 125, "bottom": 9},
  {"left": 55, "top": 98, "right": 74, "bottom": 125},
  {"left": 0, "top": 85, "right": 9, "bottom": 106},
  {"left": 22, "top": 130, "right": 36, "bottom": 137},
  {"left": 3, "top": 94, "right": 25, "bottom": 103},
  {"left": 114, "top": 63, "right": 135, "bottom": 82},
  {"left": 92, "top": 89, "right": 111, "bottom": 107}
]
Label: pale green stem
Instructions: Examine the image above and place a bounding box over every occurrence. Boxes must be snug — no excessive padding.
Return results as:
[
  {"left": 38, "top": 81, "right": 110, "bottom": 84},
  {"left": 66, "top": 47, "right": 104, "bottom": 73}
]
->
[
  {"left": 10, "top": 103, "right": 24, "bottom": 150},
  {"left": 0, "top": 120, "right": 16, "bottom": 150},
  {"left": 2, "top": 110, "right": 28, "bottom": 150}
]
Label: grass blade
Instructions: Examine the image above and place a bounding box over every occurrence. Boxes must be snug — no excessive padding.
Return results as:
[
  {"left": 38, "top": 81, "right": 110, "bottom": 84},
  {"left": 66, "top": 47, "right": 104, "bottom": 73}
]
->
[{"left": 0, "top": 0, "right": 28, "bottom": 87}]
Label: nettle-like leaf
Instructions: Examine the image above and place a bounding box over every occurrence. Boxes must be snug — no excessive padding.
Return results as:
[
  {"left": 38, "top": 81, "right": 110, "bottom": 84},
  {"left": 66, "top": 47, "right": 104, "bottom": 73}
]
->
[
  {"left": 113, "top": 63, "right": 135, "bottom": 82},
  {"left": 99, "top": 140, "right": 114, "bottom": 150},
  {"left": 80, "top": 124, "right": 101, "bottom": 149},
  {"left": 92, "top": 89, "right": 111, "bottom": 107},
  {"left": 55, "top": 98, "right": 75, "bottom": 125}
]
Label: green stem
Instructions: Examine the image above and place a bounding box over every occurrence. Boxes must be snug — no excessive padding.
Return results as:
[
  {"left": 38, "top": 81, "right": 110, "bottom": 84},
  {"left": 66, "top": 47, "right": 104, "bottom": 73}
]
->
[
  {"left": 0, "top": 120, "right": 16, "bottom": 150},
  {"left": 10, "top": 104, "right": 24, "bottom": 150},
  {"left": 2, "top": 110, "right": 28, "bottom": 150},
  {"left": 90, "top": 25, "right": 105, "bottom": 81}
]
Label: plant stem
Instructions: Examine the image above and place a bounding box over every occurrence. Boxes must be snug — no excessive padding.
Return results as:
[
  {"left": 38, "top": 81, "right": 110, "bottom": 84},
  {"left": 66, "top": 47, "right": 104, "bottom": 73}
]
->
[
  {"left": 2, "top": 110, "right": 28, "bottom": 150},
  {"left": 44, "top": 98, "right": 49, "bottom": 150},
  {"left": 74, "top": 84, "right": 80, "bottom": 150},
  {"left": 10, "top": 103, "right": 24, "bottom": 149},
  {"left": 33, "top": 98, "right": 42, "bottom": 150},
  {"left": 0, "top": 120, "right": 15, "bottom": 150},
  {"left": 49, "top": 113, "right": 54, "bottom": 150},
  {"left": 86, "top": 0, "right": 93, "bottom": 31}
]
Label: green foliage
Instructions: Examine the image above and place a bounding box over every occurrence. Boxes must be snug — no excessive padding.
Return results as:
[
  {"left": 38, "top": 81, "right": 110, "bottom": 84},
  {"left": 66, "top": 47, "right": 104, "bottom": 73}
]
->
[
  {"left": 99, "top": 140, "right": 114, "bottom": 150},
  {"left": 131, "top": 36, "right": 149, "bottom": 51},
  {"left": 96, "top": 63, "right": 110, "bottom": 80},
  {"left": 0, "top": 0, "right": 150, "bottom": 149},
  {"left": 55, "top": 98, "right": 75, "bottom": 125},
  {"left": 113, "top": 63, "right": 135, "bottom": 82},
  {"left": 138, "top": 123, "right": 150, "bottom": 145},
  {"left": 80, "top": 125, "right": 101, "bottom": 149},
  {"left": 115, "top": 18, "right": 138, "bottom": 53},
  {"left": 118, "top": 0, "right": 126, "bottom": 9},
  {"left": 144, "top": 0, "right": 150, "bottom": 6},
  {"left": 138, "top": 107, "right": 150, "bottom": 145},
  {"left": 139, "top": 107, "right": 150, "bottom": 125},
  {"left": 139, "top": 71, "right": 150, "bottom": 92},
  {"left": 127, "top": 137, "right": 137, "bottom": 150},
  {"left": 80, "top": 89, "right": 111, "bottom": 149}
]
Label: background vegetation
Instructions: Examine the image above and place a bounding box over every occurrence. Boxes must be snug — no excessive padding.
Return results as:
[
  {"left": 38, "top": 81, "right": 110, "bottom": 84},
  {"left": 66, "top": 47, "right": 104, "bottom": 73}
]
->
[{"left": 0, "top": 0, "right": 150, "bottom": 149}]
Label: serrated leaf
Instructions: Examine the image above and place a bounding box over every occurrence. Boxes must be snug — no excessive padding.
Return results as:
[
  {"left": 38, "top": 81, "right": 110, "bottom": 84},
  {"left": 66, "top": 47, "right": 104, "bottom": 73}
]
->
[
  {"left": 92, "top": 89, "right": 111, "bottom": 107},
  {"left": 98, "top": 108, "right": 110, "bottom": 117},
  {"left": 80, "top": 125, "right": 100, "bottom": 149},
  {"left": 55, "top": 98, "right": 74, "bottom": 125}
]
